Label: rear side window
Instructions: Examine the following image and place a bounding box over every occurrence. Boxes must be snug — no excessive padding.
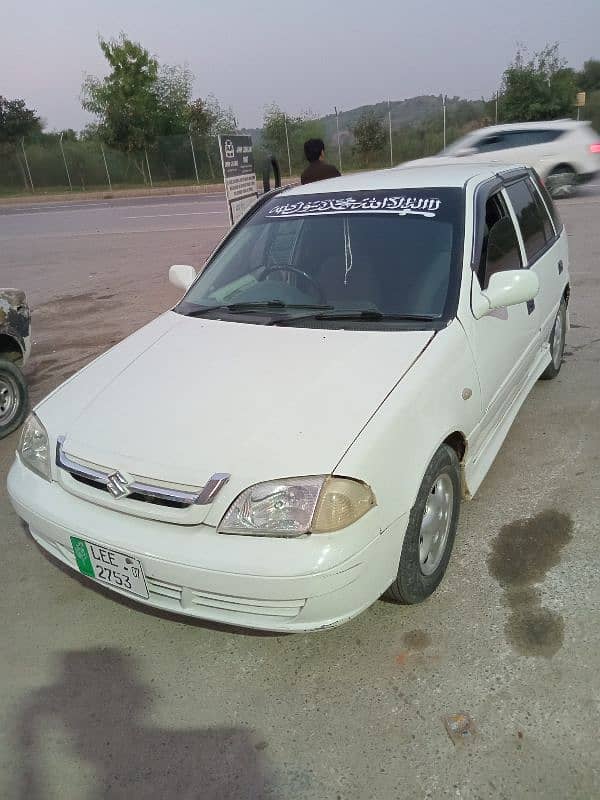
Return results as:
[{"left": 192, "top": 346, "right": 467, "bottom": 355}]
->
[
  {"left": 531, "top": 172, "right": 563, "bottom": 232},
  {"left": 503, "top": 129, "right": 563, "bottom": 147},
  {"left": 474, "top": 129, "right": 564, "bottom": 153},
  {"left": 505, "top": 180, "right": 552, "bottom": 262},
  {"left": 526, "top": 178, "right": 554, "bottom": 241}
]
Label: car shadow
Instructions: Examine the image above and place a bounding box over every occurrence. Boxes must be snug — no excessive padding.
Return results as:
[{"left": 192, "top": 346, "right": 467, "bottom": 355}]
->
[
  {"left": 25, "top": 524, "right": 286, "bottom": 638},
  {"left": 12, "top": 647, "right": 269, "bottom": 799}
]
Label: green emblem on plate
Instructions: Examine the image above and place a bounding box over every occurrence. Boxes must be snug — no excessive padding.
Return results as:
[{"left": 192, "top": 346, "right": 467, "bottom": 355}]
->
[{"left": 71, "top": 537, "right": 95, "bottom": 577}]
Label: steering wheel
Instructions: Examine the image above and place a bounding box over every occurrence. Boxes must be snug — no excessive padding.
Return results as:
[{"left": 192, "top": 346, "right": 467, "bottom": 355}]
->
[{"left": 259, "top": 265, "right": 327, "bottom": 304}]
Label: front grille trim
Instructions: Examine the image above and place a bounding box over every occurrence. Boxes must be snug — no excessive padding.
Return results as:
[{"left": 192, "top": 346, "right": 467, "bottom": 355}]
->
[{"left": 55, "top": 436, "right": 229, "bottom": 509}]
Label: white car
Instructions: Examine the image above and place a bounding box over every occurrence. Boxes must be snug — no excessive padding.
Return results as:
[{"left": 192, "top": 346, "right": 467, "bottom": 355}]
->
[
  {"left": 421, "top": 120, "right": 600, "bottom": 197},
  {"left": 8, "top": 163, "right": 570, "bottom": 632}
]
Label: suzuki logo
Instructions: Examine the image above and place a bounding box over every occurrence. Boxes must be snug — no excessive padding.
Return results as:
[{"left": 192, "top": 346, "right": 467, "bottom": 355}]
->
[{"left": 106, "top": 471, "right": 130, "bottom": 499}]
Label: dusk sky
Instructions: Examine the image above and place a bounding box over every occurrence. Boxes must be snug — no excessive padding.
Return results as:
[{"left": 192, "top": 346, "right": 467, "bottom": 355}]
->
[{"left": 3, "top": 0, "right": 599, "bottom": 132}]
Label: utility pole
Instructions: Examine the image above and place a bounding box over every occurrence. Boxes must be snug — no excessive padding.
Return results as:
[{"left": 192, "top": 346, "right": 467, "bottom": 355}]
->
[
  {"left": 335, "top": 106, "right": 342, "bottom": 172},
  {"left": 495, "top": 91, "right": 499, "bottom": 125},
  {"left": 388, "top": 99, "right": 393, "bottom": 167}
]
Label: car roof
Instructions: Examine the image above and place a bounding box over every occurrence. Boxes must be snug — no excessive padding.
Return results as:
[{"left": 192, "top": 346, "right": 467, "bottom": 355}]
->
[
  {"left": 278, "top": 161, "right": 526, "bottom": 196},
  {"left": 465, "top": 119, "right": 583, "bottom": 136}
]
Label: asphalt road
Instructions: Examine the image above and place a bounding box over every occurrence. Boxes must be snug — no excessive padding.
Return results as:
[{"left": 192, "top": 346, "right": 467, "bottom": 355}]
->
[{"left": 1, "top": 190, "right": 600, "bottom": 799}]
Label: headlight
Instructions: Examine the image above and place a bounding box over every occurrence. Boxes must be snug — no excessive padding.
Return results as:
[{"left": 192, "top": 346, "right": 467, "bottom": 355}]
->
[
  {"left": 218, "top": 476, "right": 375, "bottom": 537},
  {"left": 18, "top": 413, "right": 51, "bottom": 481}
]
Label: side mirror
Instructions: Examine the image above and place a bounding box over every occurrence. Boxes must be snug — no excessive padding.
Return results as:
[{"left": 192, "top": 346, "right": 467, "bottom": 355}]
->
[
  {"left": 472, "top": 269, "right": 539, "bottom": 319},
  {"left": 169, "top": 264, "right": 197, "bottom": 291}
]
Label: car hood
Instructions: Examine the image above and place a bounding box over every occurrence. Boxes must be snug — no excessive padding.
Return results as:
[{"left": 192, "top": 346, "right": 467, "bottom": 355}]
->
[{"left": 38, "top": 312, "right": 434, "bottom": 522}]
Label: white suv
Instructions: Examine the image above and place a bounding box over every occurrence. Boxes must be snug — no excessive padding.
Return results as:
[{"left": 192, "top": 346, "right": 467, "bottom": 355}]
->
[{"left": 435, "top": 120, "right": 600, "bottom": 196}]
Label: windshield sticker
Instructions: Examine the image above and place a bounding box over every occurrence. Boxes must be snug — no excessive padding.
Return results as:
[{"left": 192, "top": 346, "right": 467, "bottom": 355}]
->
[{"left": 266, "top": 195, "right": 441, "bottom": 219}]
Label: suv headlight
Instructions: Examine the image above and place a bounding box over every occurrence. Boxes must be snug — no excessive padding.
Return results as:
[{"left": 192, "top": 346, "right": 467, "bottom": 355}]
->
[
  {"left": 18, "top": 413, "right": 51, "bottom": 481},
  {"left": 218, "top": 476, "right": 375, "bottom": 537}
]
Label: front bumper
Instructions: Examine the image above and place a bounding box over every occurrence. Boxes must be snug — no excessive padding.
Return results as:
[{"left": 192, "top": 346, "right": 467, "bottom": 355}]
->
[{"left": 7, "top": 458, "right": 408, "bottom": 632}]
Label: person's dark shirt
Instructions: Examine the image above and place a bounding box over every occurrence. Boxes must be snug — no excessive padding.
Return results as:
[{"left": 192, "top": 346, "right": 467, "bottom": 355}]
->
[{"left": 300, "top": 159, "right": 341, "bottom": 184}]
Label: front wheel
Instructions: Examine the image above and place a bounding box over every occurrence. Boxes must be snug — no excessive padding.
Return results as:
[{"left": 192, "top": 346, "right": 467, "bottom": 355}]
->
[
  {"left": 540, "top": 298, "right": 567, "bottom": 380},
  {"left": 0, "top": 359, "right": 28, "bottom": 439},
  {"left": 385, "top": 444, "right": 461, "bottom": 604}
]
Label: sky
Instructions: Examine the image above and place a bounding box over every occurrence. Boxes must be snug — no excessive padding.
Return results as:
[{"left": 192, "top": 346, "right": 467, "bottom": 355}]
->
[{"left": 3, "top": 0, "right": 599, "bottom": 132}]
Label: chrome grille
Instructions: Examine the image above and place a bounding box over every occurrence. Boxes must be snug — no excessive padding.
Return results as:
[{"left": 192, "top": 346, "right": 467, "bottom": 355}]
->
[{"left": 55, "top": 437, "right": 229, "bottom": 509}]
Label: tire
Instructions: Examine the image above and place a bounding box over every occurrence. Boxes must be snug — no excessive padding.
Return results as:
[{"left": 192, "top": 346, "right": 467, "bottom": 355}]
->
[
  {"left": 547, "top": 166, "right": 577, "bottom": 199},
  {"left": 0, "top": 359, "right": 28, "bottom": 439},
  {"left": 385, "top": 444, "right": 461, "bottom": 604},
  {"left": 540, "top": 298, "right": 567, "bottom": 380}
]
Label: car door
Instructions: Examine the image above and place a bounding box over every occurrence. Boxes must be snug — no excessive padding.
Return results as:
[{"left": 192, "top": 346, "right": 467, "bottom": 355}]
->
[
  {"left": 503, "top": 175, "right": 566, "bottom": 345},
  {"left": 460, "top": 186, "right": 539, "bottom": 462}
]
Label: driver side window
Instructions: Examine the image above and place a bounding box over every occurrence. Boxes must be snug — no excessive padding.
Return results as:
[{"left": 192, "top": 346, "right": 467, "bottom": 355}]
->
[{"left": 478, "top": 193, "right": 523, "bottom": 288}]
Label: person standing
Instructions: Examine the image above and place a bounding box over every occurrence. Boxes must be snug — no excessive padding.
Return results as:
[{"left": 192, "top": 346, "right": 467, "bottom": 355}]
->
[{"left": 300, "top": 138, "right": 341, "bottom": 184}]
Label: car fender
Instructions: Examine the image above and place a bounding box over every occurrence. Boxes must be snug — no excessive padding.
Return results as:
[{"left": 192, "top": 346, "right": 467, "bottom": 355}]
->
[{"left": 334, "top": 319, "right": 481, "bottom": 531}]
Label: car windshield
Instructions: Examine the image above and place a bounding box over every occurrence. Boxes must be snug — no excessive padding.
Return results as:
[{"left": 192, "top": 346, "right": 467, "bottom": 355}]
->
[{"left": 176, "top": 187, "right": 464, "bottom": 327}]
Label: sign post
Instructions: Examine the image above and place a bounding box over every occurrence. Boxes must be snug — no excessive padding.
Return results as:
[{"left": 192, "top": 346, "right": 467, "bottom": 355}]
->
[
  {"left": 576, "top": 91, "right": 586, "bottom": 121},
  {"left": 218, "top": 135, "right": 258, "bottom": 226}
]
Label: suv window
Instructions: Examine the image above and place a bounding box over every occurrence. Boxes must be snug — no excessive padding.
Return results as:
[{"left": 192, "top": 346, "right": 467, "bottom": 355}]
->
[
  {"left": 505, "top": 179, "right": 552, "bottom": 262},
  {"left": 478, "top": 192, "right": 522, "bottom": 288},
  {"left": 473, "top": 128, "right": 564, "bottom": 153}
]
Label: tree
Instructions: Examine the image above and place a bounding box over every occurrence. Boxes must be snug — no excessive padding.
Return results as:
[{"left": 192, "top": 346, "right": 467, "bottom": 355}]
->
[
  {"left": 154, "top": 64, "right": 194, "bottom": 136},
  {"left": 0, "top": 96, "right": 42, "bottom": 148},
  {"left": 352, "top": 110, "right": 386, "bottom": 165},
  {"left": 261, "top": 103, "right": 325, "bottom": 171},
  {"left": 501, "top": 43, "right": 577, "bottom": 122},
  {"left": 81, "top": 34, "right": 160, "bottom": 152},
  {"left": 262, "top": 103, "right": 301, "bottom": 157},
  {"left": 577, "top": 59, "right": 600, "bottom": 93}
]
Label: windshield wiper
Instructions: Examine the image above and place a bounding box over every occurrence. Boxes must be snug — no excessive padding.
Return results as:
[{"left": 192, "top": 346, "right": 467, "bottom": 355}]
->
[
  {"left": 182, "top": 301, "right": 334, "bottom": 317},
  {"left": 273, "top": 309, "right": 438, "bottom": 325}
]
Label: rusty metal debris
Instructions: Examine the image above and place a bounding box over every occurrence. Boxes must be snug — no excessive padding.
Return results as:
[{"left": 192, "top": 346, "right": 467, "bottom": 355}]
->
[
  {"left": 442, "top": 712, "right": 477, "bottom": 745},
  {"left": 1, "top": 288, "right": 31, "bottom": 356}
]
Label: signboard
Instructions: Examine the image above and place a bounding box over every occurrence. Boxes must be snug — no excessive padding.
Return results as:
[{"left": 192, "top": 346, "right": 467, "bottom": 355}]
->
[
  {"left": 218, "top": 135, "right": 258, "bottom": 226},
  {"left": 576, "top": 91, "right": 586, "bottom": 108}
]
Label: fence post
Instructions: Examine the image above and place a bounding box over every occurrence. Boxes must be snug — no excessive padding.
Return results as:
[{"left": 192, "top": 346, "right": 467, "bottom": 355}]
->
[
  {"left": 335, "top": 107, "right": 342, "bottom": 172},
  {"left": 100, "top": 144, "right": 112, "bottom": 191},
  {"left": 189, "top": 134, "right": 200, "bottom": 184},
  {"left": 283, "top": 114, "right": 292, "bottom": 177},
  {"left": 442, "top": 95, "right": 447, "bottom": 150},
  {"left": 388, "top": 99, "right": 393, "bottom": 167},
  {"left": 59, "top": 132, "right": 73, "bottom": 191},
  {"left": 21, "top": 138, "right": 34, "bottom": 192},
  {"left": 144, "top": 148, "right": 153, "bottom": 187}
]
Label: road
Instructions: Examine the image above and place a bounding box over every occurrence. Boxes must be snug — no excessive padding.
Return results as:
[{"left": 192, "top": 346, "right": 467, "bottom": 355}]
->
[{"left": 1, "top": 191, "right": 600, "bottom": 799}]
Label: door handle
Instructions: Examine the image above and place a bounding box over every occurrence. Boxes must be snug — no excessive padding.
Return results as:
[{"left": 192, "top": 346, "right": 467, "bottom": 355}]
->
[{"left": 558, "top": 260, "right": 563, "bottom": 274}]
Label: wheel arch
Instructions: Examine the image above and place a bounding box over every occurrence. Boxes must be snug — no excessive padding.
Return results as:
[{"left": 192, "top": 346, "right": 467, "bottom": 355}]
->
[{"left": 0, "top": 334, "right": 24, "bottom": 366}]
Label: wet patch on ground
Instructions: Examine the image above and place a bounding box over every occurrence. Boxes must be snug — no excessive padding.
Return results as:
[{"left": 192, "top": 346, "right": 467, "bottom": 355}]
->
[{"left": 487, "top": 510, "right": 573, "bottom": 657}]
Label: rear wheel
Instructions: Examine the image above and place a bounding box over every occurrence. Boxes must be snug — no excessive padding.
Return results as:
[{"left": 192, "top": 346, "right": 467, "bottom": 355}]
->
[
  {"left": 540, "top": 298, "right": 567, "bottom": 380},
  {"left": 0, "top": 359, "right": 28, "bottom": 439},
  {"left": 385, "top": 444, "right": 461, "bottom": 604}
]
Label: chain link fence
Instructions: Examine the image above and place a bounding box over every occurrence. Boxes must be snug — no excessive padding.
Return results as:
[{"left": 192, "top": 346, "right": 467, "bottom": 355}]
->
[{"left": 0, "top": 135, "right": 225, "bottom": 196}]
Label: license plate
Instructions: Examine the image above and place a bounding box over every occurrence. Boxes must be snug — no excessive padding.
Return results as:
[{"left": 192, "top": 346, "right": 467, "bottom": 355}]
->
[{"left": 70, "top": 536, "right": 149, "bottom": 599}]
